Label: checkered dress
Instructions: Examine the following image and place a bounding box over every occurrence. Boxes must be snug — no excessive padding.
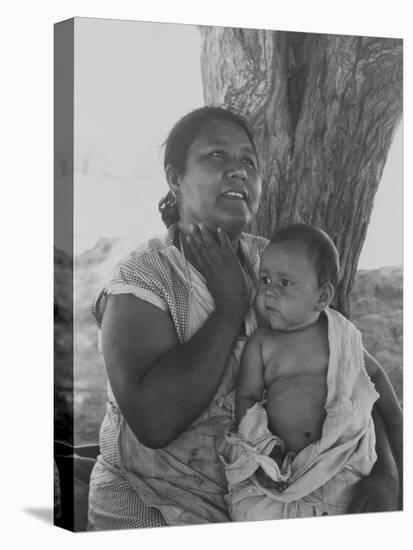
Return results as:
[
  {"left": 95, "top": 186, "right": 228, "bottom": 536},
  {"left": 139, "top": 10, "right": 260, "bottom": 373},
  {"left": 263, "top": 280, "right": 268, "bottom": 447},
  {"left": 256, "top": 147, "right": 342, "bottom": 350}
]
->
[{"left": 88, "top": 225, "right": 268, "bottom": 529}]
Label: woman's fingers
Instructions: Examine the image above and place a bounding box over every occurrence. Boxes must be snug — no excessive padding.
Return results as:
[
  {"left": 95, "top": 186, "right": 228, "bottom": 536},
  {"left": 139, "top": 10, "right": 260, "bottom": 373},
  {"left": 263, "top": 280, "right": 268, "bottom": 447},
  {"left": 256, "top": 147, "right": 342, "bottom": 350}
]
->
[
  {"left": 197, "top": 222, "right": 212, "bottom": 240},
  {"left": 198, "top": 223, "right": 220, "bottom": 253},
  {"left": 190, "top": 224, "right": 214, "bottom": 265},
  {"left": 190, "top": 223, "right": 233, "bottom": 257},
  {"left": 185, "top": 224, "right": 249, "bottom": 311},
  {"left": 187, "top": 224, "right": 219, "bottom": 270},
  {"left": 216, "top": 226, "right": 233, "bottom": 252},
  {"left": 193, "top": 223, "right": 222, "bottom": 263},
  {"left": 199, "top": 224, "right": 235, "bottom": 261},
  {"left": 189, "top": 223, "right": 204, "bottom": 249},
  {"left": 186, "top": 233, "right": 206, "bottom": 268},
  {"left": 200, "top": 223, "right": 233, "bottom": 256}
]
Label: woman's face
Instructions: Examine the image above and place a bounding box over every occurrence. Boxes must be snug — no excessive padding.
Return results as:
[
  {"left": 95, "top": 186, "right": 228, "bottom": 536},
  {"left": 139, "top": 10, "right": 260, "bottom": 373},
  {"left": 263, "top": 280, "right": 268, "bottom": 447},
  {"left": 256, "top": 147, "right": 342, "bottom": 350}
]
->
[{"left": 173, "top": 119, "right": 262, "bottom": 239}]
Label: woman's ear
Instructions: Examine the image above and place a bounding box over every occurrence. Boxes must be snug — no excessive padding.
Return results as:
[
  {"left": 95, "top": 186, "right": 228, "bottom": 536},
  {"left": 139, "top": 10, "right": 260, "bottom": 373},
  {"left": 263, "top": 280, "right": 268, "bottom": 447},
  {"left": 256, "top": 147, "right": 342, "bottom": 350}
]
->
[
  {"left": 165, "top": 164, "right": 180, "bottom": 198},
  {"left": 315, "top": 282, "right": 335, "bottom": 311}
]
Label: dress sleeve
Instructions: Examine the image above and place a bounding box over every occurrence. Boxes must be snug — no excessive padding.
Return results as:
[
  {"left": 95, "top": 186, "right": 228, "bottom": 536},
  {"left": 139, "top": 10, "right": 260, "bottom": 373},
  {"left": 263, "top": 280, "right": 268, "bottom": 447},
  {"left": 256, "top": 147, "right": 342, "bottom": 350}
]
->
[{"left": 91, "top": 251, "right": 169, "bottom": 328}]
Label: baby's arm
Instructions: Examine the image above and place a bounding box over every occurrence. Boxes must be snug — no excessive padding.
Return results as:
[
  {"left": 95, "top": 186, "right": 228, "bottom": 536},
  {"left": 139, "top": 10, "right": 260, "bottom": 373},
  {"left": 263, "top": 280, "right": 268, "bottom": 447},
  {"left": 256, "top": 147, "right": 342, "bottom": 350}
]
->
[
  {"left": 236, "top": 331, "right": 287, "bottom": 492},
  {"left": 363, "top": 349, "right": 402, "bottom": 473},
  {"left": 235, "top": 331, "right": 265, "bottom": 426}
]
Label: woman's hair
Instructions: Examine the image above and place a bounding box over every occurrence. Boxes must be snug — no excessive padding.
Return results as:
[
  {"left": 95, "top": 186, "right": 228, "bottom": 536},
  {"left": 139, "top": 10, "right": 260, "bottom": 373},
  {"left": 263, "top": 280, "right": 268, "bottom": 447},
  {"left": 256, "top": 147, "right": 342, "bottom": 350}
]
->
[
  {"left": 158, "top": 106, "right": 258, "bottom": 228},
  {"left": 269, "top": 223, "right": 340, "bottom": 288}
]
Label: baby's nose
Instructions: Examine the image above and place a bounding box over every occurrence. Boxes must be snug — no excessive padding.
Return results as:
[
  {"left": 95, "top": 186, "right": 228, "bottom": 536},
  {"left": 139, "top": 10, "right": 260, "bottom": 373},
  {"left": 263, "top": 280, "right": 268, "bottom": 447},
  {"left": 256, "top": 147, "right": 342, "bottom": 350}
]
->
[{"left": 265, "top": 287, "right": 278, "bottom": 299}]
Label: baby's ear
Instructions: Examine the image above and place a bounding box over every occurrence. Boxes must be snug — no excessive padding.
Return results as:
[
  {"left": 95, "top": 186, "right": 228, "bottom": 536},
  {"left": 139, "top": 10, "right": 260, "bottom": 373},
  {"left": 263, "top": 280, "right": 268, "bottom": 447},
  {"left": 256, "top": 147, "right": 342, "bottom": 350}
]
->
[{"left": 316, "top": 282, "right": 335, "bottom": 311}]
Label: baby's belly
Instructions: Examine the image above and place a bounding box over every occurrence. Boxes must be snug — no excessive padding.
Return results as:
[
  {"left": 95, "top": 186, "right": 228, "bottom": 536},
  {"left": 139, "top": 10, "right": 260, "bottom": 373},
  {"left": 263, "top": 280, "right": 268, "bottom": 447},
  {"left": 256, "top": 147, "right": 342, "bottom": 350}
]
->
[{"left": 266, "top": 375, "right": 327, "bottom": 453}]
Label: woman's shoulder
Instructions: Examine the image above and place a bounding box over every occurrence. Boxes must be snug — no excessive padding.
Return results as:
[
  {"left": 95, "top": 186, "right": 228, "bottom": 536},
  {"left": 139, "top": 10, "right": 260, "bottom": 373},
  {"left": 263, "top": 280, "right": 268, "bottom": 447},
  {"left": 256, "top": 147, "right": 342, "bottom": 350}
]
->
[
  {"left": 118, "top": 226, "right": 177, "bottom": 272},
  {"left": 91, "top": 226, "right": 180, "bottom": 328}
]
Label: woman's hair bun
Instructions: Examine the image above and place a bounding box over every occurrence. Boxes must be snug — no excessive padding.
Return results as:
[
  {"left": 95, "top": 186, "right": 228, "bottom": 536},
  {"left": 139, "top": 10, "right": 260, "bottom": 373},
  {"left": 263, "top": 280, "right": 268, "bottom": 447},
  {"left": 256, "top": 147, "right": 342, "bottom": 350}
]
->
[{"left": 158, "top": 190, "right": 179, "bottom": 228}]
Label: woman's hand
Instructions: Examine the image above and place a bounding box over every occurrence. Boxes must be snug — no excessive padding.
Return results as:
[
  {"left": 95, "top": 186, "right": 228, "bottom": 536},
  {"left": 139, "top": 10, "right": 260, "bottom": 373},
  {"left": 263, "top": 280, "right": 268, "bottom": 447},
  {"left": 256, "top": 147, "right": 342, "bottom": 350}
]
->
[
  {"left": 186, "top": 223, "right": 249, "bottom": 313},
  {"left": 347, "top": 470, "right": 399, "bottom": 513},
  {"left": 348, "top": 405, "right": 400, "bottom": 513}
]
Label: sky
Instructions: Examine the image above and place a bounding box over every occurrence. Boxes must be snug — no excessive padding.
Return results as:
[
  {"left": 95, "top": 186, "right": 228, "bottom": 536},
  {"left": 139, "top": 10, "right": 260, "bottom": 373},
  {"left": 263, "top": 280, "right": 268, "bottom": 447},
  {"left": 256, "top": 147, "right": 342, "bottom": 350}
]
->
[{"left": 70, "top": 18, "right": 403, "bottom": 270}]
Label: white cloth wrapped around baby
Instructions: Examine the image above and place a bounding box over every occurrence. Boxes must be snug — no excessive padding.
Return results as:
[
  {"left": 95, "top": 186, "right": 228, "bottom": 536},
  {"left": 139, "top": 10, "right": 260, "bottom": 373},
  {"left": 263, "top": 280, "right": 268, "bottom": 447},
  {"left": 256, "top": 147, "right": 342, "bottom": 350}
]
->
[{"left": 220, "top": 308, "right": 379, "bottom": 520}]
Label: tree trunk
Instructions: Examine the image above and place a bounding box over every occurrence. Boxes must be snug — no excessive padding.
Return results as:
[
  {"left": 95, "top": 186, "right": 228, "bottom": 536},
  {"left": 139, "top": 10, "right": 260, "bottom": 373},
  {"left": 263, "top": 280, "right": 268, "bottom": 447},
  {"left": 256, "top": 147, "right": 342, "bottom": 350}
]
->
[{"left": 200, "top": 28, "right": 402, "bottom": 317}]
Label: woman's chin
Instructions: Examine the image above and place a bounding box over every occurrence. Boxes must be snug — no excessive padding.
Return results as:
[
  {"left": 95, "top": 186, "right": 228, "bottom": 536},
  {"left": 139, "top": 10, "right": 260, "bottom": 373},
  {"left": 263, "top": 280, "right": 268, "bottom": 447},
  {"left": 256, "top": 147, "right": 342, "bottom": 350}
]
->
[{"left": 216, "top": 214, "right": 251, "bottom": 238}]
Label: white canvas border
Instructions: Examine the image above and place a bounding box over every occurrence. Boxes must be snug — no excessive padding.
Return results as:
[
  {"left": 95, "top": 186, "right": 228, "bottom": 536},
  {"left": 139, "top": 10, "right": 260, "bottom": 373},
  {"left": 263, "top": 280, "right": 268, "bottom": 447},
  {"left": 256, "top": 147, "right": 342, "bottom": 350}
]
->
[{"left": 2, "top": 1, "right": 410, "bottom": 548}]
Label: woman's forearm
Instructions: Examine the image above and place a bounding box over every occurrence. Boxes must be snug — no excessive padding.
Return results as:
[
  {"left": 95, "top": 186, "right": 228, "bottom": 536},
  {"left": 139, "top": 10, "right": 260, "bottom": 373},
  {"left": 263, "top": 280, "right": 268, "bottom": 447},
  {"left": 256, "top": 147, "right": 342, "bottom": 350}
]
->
[
  {"left": 137, "top": 302, "right": 244, "bottom": 445},
  {"left": 388, "top": 422, "right": 403, "bottom": 475},
  {"left": 103, "top": 296, "right": 247, "bottom": 448},
  {"left": 368, "top": 362, "right": 403, "bottom": 473},
  {"left": 371, "top": 406, "right": 399, "bottom": 487},
  {"left": 346, "top": 406, "right": 400, "bottom": 513}
]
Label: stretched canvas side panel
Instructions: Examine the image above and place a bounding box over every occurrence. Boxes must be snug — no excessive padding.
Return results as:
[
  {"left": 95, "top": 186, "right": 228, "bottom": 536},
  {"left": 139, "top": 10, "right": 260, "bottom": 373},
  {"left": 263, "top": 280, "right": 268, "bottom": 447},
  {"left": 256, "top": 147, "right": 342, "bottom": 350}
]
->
[{"left": 54, "top": 17, "right": 75, "bottom": 531}]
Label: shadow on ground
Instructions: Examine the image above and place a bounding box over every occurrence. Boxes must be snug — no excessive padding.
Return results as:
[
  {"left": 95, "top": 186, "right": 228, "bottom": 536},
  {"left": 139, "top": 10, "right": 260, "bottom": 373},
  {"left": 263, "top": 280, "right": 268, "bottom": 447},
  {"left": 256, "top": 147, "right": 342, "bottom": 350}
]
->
[{"left": 24, "top": 507, "right": 53, "bottom": 525}]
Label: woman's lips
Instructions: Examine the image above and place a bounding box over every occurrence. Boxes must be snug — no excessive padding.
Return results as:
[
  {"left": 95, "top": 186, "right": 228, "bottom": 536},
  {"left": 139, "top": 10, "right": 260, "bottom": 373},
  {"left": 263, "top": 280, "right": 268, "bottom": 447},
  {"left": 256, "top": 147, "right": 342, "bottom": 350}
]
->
[{"left": 221, "top": 190, "right": 247, "bottom": 201}]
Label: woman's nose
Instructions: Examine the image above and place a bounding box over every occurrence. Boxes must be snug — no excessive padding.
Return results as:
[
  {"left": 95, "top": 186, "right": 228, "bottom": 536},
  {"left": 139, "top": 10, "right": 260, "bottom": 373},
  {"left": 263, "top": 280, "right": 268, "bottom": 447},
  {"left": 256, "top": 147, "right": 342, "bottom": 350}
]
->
[{"left": 227, "top": 160, "right": 247, "bottom": 181}]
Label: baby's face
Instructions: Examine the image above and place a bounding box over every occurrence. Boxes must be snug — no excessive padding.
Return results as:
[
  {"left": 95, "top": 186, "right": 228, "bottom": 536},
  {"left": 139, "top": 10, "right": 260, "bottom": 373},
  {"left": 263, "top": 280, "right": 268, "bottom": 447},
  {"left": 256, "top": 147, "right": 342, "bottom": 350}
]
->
[{"left": 256, "top": 242, "right": 321, "bottom": 331}]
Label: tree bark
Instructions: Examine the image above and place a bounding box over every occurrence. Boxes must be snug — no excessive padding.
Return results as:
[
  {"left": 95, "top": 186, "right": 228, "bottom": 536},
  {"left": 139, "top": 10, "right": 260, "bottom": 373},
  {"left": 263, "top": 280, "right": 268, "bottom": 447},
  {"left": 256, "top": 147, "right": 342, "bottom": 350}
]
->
[{"left": 200, "top": 28, "right": 402, "bottom": 317}]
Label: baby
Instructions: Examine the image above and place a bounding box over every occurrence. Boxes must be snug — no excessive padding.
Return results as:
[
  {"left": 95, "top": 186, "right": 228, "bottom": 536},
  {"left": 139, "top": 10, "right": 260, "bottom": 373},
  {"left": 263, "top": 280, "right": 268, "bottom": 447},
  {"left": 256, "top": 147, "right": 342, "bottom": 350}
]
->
[{"left": 223, "top": 223, "right": 401, "bottom": 519}]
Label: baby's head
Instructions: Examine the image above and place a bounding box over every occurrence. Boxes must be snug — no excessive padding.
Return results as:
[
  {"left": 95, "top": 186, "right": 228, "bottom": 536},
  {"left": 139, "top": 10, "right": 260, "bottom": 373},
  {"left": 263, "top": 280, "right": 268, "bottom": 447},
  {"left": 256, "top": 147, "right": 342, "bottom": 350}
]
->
[{"left": 256, "top": 224, "right": 340, "bottom": 331}]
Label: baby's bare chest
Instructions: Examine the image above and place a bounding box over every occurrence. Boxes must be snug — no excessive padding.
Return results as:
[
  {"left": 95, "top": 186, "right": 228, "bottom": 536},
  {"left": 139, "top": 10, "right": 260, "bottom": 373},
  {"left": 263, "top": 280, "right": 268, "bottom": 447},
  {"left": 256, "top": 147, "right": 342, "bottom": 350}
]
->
[{"left": 262, "top": 329, "right": 329, "bottom": 387}]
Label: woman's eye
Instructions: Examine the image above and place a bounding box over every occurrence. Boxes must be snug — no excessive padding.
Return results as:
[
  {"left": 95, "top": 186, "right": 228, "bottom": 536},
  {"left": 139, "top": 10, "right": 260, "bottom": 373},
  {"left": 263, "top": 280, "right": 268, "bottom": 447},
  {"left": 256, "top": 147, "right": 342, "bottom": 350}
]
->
[
  {"left": 211, "top": 150, "right": 225, "bottom": 159},
  {"left": 279, "top": 279, "right": 291, "bottom": 287},
  {"left": 243, "top": 157, "right": 256, "bottom": 169}
]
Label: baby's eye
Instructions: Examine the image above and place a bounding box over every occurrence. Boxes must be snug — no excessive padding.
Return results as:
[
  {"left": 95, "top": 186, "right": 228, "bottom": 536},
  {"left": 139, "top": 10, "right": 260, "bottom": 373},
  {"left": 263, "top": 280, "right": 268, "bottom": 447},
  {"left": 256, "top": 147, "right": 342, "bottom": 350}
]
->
[
  {"left": 279, "top": 279, "right": 292, "bottom": 287},
  {"left": 260, "top": 276, "right": 271, "bottom": 285}
]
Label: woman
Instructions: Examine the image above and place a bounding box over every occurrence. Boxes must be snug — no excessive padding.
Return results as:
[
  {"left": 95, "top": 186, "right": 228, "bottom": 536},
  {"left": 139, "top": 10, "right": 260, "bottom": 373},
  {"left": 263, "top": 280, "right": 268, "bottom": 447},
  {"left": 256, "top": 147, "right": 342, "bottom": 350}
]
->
[{"left": 88, "top": 107, "right": 399, "bottom": 530}]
